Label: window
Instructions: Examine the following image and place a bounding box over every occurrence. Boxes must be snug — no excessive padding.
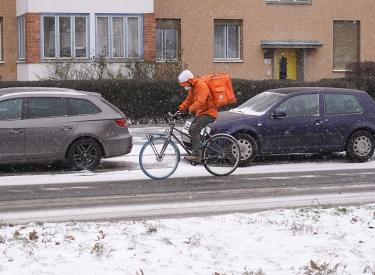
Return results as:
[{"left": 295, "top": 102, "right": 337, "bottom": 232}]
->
[
  {"left": 333, "top": 20, "right": 360, "bottom": 71},
  {"left": 0, "top": 17, "right": 3, "bottom": 61},
  {"left": 324, "top": 94, "right": 362, "bottom": 115},
  {"left": 277, "top": 94, "right": 319, "bottom": 117},
  {"left": 0, "top": 99, "right": 22, "bottom": 120},
  {"left": 96, "top": 14, "right": 143, "bottom": 59},
  {"left": 100, "top": 98, "right": 122, "bottom": 114},
  {"left": 266, "top": 0, "right": 311, "bottom": 4},
  {"left": 214, "top": 19, "right": 242, "bottom": 61},
  {"left": 75, "top": 17, "right": 88, "bottom": 58},
  {"left": 67, "top": 98, "right": 101, "bottom": 115},
  {"left": 238, "top": 92, "right": 285, "bottom": 114},
  {"left": 156, "top": 19, "right": 181, "bottom": 61},
  {"left": 17, "top": 16, "right": 26, "bottom": 60},
  {"left": 42, "top": 14, "right": 89, "bottom": 60},
  {"left": 27, "top": 98, "right": 70, "bottom": 118}
]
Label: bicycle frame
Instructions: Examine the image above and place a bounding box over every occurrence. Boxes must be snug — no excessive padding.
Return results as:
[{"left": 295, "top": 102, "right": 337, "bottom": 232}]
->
[{"left": 145, "top": 120, "right": 211, "bottom": 160}]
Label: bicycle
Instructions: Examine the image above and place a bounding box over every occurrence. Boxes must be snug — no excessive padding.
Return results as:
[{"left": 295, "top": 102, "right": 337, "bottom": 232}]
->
[{"left": 139, "top": 112, "right": 241, "bottom": 180}]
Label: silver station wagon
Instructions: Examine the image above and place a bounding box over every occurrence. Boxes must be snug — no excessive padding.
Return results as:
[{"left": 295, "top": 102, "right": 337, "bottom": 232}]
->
[{"left": 0, "top": 87, "right": 133, "bottom": 170}]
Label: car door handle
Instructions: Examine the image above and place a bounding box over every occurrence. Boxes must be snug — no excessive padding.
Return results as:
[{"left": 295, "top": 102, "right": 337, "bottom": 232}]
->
[
  {"left": 11, "top": 129, "right": 24, "bottom": 134},
  {"left": 315, "top": 120, "right": 323, "bottom": 125},
  {"left": 60, "top": 126, "right": 73, "bottom": 131}
]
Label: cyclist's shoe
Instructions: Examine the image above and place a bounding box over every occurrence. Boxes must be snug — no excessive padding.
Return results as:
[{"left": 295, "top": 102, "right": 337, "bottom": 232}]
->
[{"left": 185, "top": 155, "right": 201, "bottom": 162}]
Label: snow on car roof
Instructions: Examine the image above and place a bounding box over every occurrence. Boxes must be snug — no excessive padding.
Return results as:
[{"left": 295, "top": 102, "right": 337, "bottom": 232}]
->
[
  {"left": 268, "top": 87, "right": 365, "bottom": 94},
  {"left": 0, "top": 91, "right": 87, "bottom": 98},
  {"left": 0, "top": 87, "right": 100, "bottom": 98}
]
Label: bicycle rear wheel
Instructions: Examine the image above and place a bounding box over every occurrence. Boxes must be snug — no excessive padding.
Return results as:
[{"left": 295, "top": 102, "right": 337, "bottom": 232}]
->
[
  {"left": 202, "top": 134, "right": 240, "bottom": 176},
  {"left": 139, "top": 137, "right": 180, "bottom": 180}
]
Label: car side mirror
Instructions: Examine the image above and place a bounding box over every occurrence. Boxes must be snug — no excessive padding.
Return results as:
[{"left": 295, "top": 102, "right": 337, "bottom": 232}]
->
[{"left": 272, "top": 110, "right": 287, "bottom": 119}]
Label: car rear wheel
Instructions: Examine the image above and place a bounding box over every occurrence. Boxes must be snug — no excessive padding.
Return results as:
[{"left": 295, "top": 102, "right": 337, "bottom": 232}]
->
[
  {"left": 234, "top": 133, "right": 258, "bottom": 167},
  {"left": 346, "top": 131, "right": 375, "bottom": 162},
  {"left": 67, "top": 138, "right": 102, "bottom": 170}
]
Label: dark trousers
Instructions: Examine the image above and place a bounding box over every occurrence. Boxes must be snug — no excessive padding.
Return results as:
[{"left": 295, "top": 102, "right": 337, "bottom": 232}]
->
[{"left": 188, "top": 114, "right": 215, "bottom": 156}]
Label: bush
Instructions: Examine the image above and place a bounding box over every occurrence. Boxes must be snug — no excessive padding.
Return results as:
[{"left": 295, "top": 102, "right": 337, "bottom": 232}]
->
[
  {"left": 0, "top": 79, "right": 185, "bottom": 123},
  {"left": 346, "top": 61, "right": 375, "bottom": 78},
  {"left": 2, "top": 77, "right": 375, "bottom": 124}
]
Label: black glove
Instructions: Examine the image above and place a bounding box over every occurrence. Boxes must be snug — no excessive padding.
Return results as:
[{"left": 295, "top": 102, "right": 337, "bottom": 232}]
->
[
  {"left": 181, "top": 109, "right": 190, "bottom": 118},
  {"left": 170, "top": 108, "right": 180, "bottom": 115},
  {"left": 168, "top": 108, "right": 180, "bottom": 120}
]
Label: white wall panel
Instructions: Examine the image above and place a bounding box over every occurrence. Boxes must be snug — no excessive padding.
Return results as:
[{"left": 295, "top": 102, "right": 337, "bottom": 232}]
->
[
  {"left": 17, "top": 63, "right": 46, "bottom": 81},
  {"left": 17, "top": 0, "right": 154, "bottom": 16}
]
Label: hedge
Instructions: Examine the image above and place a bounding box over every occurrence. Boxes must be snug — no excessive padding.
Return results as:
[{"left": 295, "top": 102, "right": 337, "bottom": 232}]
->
[{"left": 1, "top": 77, "right": 375, "bottom": 123}]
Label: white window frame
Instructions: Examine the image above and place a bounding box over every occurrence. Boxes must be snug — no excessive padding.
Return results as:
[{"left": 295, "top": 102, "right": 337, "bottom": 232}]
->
[
  {"left": 214, "top": 19, "right": 242, "bottom": 62},
  {"left": 41, "top": 14, "right": 89, "bottom": 60},
  {"left": 156, "top": 19, "right": 181, "bottom": 61},
  {"left": 156, "top": 28, "right": 178, "bottom": 61},
  {"left": 17, "top": 16, "right": 26, "bottom": 61},
  {"left": 95, "top": 14, "right": 143, "bottom": 59},
  {"left": 266, "top": 0, "right": 311, "bottom": 4}
]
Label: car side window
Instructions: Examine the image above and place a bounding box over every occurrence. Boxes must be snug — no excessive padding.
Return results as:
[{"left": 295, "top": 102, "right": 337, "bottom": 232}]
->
[
  {"left": 66, "top": 98, "right": 101, "bottom": 115},
  {"left": 276, "top": 94, "right": 319, "bottom": 117},
  {"left": 0, "top": 98, "right": 23, "bottom": 120},
  {"left": 324, "top": 94, "right": 362, "bottom": 115},
  {"left": 27, "top": 97, "right": 70, "bottom": 118}
]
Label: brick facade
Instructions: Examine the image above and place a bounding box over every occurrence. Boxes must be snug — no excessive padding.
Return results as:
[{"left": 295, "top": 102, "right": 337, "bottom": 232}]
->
[
  {"left": 0, "top": 0, "right": 17, "bottom": 81},
  {"left": 25, "top": 13, "right": 40, "bottom": 64},
  {"left": 143, "top": 13, "right": 156, "bottom": 61}
]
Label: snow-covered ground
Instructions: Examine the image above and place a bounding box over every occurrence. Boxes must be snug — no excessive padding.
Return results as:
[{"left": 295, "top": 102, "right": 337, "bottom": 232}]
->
[
  {"left": 1, "top": 204, "right": 374, "bottom": 275},
  {"left": 1, "top": 125, "right": 375, "bottom": 274}
]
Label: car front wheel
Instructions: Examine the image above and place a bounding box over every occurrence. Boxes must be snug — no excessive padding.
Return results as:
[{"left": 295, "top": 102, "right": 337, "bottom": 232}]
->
[
  {"left": 67, "top": 138, "right": 102, "bottom": 170},
  {"left": 234, "top": 133, "right": 258, "bottom": 167},
  {"left": 346, "top": 131, "right": 375, "bottom": 162}
]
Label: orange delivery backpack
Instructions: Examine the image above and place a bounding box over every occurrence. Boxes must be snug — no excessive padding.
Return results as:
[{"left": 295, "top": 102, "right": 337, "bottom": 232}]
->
[{"left": 200, "top": 73, "right": 237, "bottom": 108}]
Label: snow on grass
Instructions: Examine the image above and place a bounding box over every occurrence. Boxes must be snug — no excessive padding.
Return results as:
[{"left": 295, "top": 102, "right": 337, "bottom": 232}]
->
[{"left": 1, "top": 204, "right": 375, "bottom": 275}]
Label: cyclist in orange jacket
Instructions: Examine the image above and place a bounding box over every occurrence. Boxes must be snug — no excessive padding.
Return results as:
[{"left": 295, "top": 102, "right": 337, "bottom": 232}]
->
[{"left": 177, "top": 70, "right": 218, "bottom": 162}]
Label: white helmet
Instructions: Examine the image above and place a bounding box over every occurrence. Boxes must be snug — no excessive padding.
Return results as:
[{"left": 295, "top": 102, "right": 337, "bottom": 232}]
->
[{"left": 178, "top": 70, "right": 194, "bottom": 84}]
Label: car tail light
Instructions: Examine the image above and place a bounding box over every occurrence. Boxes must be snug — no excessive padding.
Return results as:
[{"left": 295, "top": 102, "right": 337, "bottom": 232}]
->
[{"left": 115, "top": 119, "right": 127, "bottom": 127}]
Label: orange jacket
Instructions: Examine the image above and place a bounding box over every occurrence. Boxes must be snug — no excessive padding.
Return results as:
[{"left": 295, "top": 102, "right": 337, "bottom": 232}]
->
[{"left": 179, "top": 77, "right": 218, "bottom": 118}]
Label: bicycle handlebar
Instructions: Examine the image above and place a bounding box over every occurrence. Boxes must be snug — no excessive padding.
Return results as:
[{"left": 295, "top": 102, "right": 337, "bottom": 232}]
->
[
  {"left": 168, "top": 110, "right": 190, "bottom": 121},
  {"left": 168, "top": 110, "right": 182, "bottom": 117}
]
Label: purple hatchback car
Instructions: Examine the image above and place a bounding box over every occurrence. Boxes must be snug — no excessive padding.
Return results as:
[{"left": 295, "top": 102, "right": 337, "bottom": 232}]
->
[{"left": 183, "top": 87, "right": 375, "bottom": 167}]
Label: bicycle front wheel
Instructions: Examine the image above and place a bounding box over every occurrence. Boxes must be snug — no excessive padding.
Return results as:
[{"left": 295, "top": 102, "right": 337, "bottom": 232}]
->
[
  {"left": 139, "top": 137, "right": 180, "bottom": 180},
  {"left": 202, "top": 134, "right": 240, "bottom": 176}
]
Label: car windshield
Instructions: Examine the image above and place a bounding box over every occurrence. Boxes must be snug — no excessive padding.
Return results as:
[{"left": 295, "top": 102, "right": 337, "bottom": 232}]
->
[{"left": 232, "top": 91, "right": 286, "bottom": 114}]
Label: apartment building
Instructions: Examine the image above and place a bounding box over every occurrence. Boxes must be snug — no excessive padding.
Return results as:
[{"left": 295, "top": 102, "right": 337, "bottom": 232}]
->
[
  {"left": 1, "top": 0, "right": 374, "bottom": 82},
  {"left": 155, "top": 0, "right": 375, "bottom": 82},
  {"left": 0, "top": 0, "right": 17, "bottom": 81},
  {"left": 15, "top": 0, "right": 154, "bottom": 81}
]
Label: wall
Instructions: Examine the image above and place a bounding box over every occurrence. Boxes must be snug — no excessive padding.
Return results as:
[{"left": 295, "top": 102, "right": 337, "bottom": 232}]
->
[
  {"left": 0, "top": 0, "right": 17, "bottom": 81},
  {"left": 16, "top": 0, "right": 154, "bottom": 16},
  {"left": 155, "top": 0, "right": 375, "bottom": 81},
  {"left": 16, "top": 0, "right": 155, "bottom": 81}
]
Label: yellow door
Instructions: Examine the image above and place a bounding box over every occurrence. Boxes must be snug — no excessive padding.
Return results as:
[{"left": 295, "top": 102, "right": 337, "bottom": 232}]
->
[{"left": 276, "top": 49, "right": 297, "bottom": 80}]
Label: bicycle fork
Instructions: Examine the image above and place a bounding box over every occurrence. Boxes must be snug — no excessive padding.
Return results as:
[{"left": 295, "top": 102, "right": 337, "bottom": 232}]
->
[{"left": 150, "top": 138, "right": 171, "bottom": 162}]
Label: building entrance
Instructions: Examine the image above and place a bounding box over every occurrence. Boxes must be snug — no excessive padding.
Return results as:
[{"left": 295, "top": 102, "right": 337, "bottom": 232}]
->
[{"left": 275, "top": 49, "right": 297, "bottom": 80}]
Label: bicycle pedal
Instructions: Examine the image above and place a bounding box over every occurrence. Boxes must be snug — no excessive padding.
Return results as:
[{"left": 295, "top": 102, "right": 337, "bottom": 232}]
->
[{"left": 190, "top": 161, "right": 198, "bottom": 166}]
